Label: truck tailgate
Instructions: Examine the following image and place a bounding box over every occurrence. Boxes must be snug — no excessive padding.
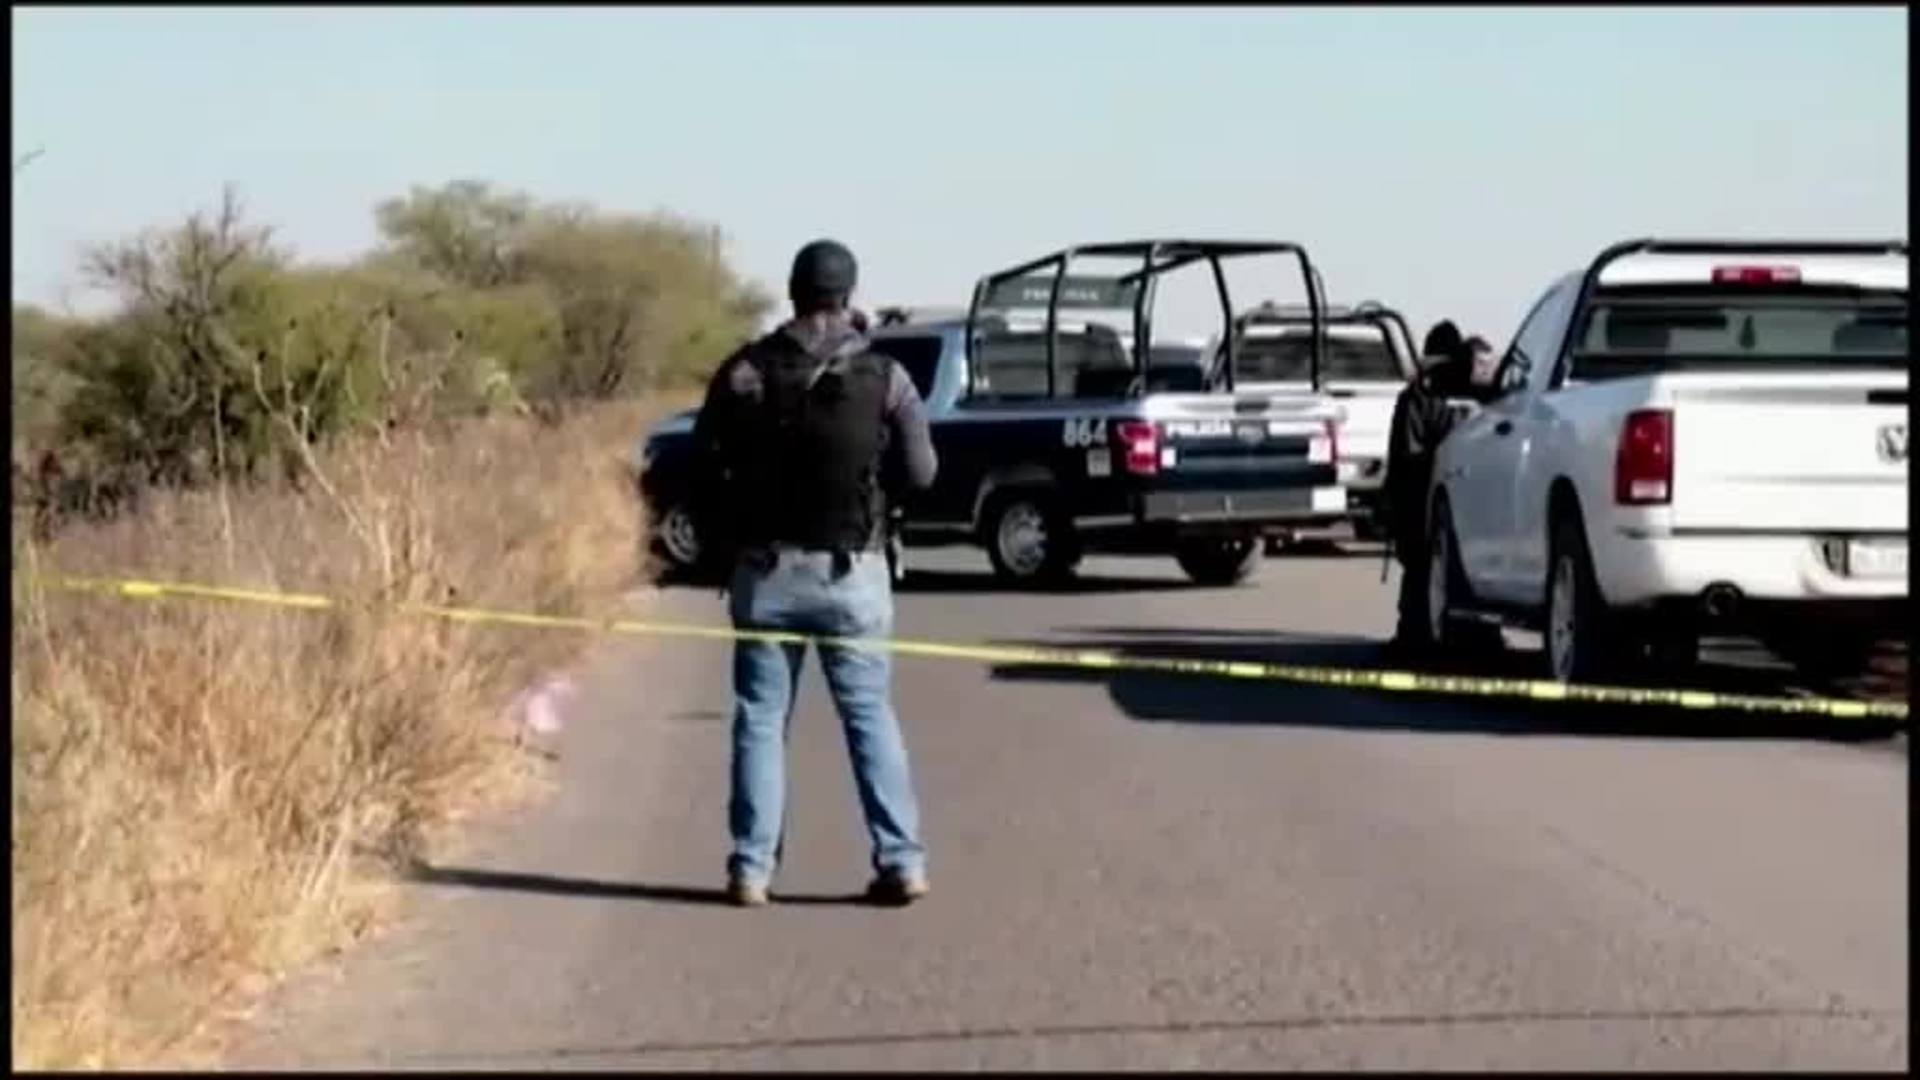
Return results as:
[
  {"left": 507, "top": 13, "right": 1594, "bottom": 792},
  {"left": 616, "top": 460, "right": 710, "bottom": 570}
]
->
[
  {"left": 1238, "top": 379, "right": 1400, "bottom": 460},
  {"left": 1669, "top": 375, "right": 1908, "bottom": 533},
  {"left": 1142, "top": 391, "right": 1339, "bottom": 492}
]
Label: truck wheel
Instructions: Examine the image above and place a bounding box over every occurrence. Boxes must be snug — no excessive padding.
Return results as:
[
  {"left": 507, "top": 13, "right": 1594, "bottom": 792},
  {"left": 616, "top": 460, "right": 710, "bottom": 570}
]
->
[
  {"left": 1175, "top": 537, "right": 1261, "bottom": 586},
  {"left": 1544, "top": 512, "right": 1617, "bottom": 684},
  {"left": 652, "top": 502, "right": 702, "bottom": 572},
  {"left": 983, "top": 491, "right": 1076, "bottom": 585},
  {"left": 1424, "top": 499, "right": 1503, "bottom": 658}
]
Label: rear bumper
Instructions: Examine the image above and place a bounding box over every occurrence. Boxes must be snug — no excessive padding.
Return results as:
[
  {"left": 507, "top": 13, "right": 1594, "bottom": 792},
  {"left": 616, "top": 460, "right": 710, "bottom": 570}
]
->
[
  {"left": 1137, "top": 485, "right": 1347, "bottom": 526},
  {"left": 1597, "top": 529, "right": 1909, "bottom": 609}
]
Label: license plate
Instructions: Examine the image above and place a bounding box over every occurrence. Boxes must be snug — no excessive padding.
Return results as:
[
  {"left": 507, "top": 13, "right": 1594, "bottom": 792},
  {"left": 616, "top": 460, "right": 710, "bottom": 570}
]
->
[
  {"left": 1233, "top": 422, "right": 1266, "bottom": 446},
  {"left": 1848, "top": 537, "right": 1908, "bottom": 579}
]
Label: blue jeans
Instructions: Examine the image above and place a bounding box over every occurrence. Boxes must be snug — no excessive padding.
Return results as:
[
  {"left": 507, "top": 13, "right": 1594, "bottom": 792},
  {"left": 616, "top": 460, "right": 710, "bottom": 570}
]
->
[{"left": 727, "top": 548, "right": 926, "bottom": 887}]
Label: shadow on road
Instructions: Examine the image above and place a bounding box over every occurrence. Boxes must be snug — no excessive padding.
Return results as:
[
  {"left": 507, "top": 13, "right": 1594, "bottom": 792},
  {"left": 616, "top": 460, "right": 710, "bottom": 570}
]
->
[
  {"left": 896, "top": 569, "right": 1196, "bottom": 596},
  {"left": 986, "top": 626, "right": 1904, "bottom": 744},
  {"left": 647, "top": 566, "right": 1199, "bottom": 596},
  {"left": 406, "top": 863, "right": 870, "bottom": 907},
  {"left": 1267, "top": 537, "right": 1383, "bottom": 560}
]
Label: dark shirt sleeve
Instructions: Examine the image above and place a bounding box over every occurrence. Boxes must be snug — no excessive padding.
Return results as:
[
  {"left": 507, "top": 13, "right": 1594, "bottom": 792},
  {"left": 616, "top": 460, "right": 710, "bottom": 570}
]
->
[
  {"left": 882, "top": 361, "right": 938, "bottom": 493},
  {"left": 692, "top": 345, "right": 761, "bottom": 492}
]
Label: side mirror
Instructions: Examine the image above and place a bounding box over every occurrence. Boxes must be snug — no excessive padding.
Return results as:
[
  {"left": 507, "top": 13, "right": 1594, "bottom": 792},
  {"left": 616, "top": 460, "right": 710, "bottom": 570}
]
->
[{"left": 1493, "top": 352, "right": 1530, "bottom": 396}]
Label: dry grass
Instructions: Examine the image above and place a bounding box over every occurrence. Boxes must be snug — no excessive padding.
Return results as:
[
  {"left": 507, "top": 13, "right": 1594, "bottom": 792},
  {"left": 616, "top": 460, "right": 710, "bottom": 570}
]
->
[{"left": 9, "top": 399, "right": 677, "bottom": 1069}]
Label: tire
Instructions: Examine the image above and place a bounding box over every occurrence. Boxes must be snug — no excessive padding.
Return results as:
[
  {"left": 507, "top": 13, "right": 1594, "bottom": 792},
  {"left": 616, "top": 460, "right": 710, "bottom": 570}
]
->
[
  {"left": 1543, "top": 511, "right": 1617, "bottom": 683},
  {"left": 651, "top": 502, "right": 703, "bottom": 573},
  {"left": 1423, "top": 498, "right": 1504, "bottom": 658},
  {"left": 982, "top": 490, "right": 1077, "bottom": 585},
  {"left": 1175, "top": 536, "right": 1261, "bottom": 586}
]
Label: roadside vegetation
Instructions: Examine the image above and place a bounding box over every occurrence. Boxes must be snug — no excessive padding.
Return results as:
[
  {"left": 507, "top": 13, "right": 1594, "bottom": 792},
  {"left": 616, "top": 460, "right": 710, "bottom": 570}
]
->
[{"left": 10, "top": 181, "right": 762, "bottom": 1067}]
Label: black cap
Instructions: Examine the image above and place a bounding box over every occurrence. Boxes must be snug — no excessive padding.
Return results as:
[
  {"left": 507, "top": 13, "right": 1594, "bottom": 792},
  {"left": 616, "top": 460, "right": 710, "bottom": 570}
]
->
[{"left": 789, "top": 239, "right": 858, "bottom": 308}]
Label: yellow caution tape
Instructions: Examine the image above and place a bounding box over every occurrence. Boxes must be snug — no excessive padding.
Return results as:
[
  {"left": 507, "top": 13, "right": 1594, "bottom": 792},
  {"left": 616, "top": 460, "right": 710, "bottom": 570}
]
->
[{"left": 39, "top": 573, "right": 1909, "bottom": 722}]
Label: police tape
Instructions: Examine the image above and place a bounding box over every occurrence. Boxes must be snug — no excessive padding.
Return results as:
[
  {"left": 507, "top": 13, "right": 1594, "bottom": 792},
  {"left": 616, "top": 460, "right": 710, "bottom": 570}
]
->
[{"left": 40, "top": 573, "right": 1910, "bottom": 722}]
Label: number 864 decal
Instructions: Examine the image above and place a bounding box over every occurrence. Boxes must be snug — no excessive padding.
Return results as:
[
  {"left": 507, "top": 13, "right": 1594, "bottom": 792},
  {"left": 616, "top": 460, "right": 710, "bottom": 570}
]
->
[{"left": 1061, "top": 417, "right": 1109, "bottom": 448}]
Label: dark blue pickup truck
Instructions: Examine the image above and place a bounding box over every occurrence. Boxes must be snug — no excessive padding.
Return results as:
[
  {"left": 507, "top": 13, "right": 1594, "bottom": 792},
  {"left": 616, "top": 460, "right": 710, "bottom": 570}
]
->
[{"left": 636, "top": 239, "right": 1348, "bottom": 586}]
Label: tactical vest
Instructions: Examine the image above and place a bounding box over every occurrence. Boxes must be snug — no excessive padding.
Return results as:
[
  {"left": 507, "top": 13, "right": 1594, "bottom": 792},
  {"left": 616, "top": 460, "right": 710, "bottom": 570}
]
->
[{"left": 729, "top": 335, "right": 893, "bottom": 553}]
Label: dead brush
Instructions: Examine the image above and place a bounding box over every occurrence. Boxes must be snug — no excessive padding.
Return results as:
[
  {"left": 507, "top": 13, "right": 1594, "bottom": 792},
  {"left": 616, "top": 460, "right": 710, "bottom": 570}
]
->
[{"left": 10, "top": 398, "right": 668, "bottom": 1069}]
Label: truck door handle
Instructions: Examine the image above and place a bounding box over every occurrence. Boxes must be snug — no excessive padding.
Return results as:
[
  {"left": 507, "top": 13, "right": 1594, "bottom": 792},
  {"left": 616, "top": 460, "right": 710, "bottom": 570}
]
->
[{"left": 1494, "top": 420, "right": 1514, "bottom": 437}]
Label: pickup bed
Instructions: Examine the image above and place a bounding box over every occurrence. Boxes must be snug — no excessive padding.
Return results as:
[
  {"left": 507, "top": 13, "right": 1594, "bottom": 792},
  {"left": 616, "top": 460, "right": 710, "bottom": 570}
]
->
[
  {"left": 638, "top": 239, "right": 1348, "bottom": 587},
  {"left": 1423, "top": 238, "right": 1909, "bottom": 687}
]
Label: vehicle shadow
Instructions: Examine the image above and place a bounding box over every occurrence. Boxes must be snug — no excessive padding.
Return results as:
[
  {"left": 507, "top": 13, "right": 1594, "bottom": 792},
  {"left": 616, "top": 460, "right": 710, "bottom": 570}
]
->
[
  {"left": 1265, "top": 537, "right": 1384, "bottom": 560},
  {"left": 897, "top": 568, "right": 1197, "bottom": 596},
  {"left": 985, "top": 626, "right": 1904, "bottom": 743},
  {"left": 646, "top": 565, "right": 1200, "bottom": 596},
  {"left": 405, "top": 862, "right": 871, "bottom": 907}
]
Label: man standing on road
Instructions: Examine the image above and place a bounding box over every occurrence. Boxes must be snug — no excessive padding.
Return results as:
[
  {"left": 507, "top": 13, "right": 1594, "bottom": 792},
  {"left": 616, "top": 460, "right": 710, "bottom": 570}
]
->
[
  {"left": 691, "top": 239, "right": 937, "bottom": 909},
  {"left": 1384, "top": 320, "right": 1478, "bottom": 655}
]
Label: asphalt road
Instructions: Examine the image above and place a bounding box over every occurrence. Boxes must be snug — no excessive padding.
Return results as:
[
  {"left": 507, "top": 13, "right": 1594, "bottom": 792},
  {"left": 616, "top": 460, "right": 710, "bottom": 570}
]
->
[{"left": 229, "top": 545, "right": 1908, "bottom": 1071}]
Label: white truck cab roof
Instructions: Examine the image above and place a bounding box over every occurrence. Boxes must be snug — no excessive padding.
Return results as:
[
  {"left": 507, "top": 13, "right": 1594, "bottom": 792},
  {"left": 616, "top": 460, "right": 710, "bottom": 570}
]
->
[{"left": 1596, "top": 251, "right": 1908, "bottom": 291}]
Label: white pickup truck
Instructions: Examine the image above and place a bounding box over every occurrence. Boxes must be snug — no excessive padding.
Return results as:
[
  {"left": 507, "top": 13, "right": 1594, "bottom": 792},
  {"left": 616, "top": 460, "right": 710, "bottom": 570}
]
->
[
  {"left": 1219, "top": 301, "right": 1421, "bottom": 541},
  {"left": 1423, "top": 239, "right": 1908, "bottom": 686}
]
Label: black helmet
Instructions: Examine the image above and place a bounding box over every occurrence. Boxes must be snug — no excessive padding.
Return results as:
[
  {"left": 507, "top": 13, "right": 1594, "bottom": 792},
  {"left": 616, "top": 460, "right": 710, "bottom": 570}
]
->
[{"left": 789, "top": 239, "right": 858, "bottom": 311}]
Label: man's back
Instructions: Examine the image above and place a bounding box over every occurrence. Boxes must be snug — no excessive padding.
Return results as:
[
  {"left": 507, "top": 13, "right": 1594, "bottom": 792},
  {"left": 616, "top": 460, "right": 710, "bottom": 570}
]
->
[{"left": 694, "top": 314, "right": 936, "bottom": 562}]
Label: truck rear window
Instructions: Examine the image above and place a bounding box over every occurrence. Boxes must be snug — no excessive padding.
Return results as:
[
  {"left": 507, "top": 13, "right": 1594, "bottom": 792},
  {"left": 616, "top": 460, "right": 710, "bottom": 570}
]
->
[
  {"left": 1233, "top": 327, "right": 1401, "bottom": 383},
  {"left": 971, "top": 326, "right": 1135, "bottom": 400},
  {"left": 1572, "top": 287, "right": 1908, "bottom": 376},
  {"left": 867, "top": 334, "right": 943, "bottom": 400}
]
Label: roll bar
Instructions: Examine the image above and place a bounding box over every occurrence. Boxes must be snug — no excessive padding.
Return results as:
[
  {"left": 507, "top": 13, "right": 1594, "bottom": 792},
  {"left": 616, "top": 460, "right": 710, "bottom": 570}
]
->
[{"left": 964, "top": 239, "right": 1326, "bottom": 398}]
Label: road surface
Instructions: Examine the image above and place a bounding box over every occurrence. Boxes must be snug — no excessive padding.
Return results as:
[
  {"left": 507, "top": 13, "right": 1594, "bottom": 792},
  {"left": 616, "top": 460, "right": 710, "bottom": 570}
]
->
[{"left": 230, "top": 546, "right": 1907, "bottom": 1071}]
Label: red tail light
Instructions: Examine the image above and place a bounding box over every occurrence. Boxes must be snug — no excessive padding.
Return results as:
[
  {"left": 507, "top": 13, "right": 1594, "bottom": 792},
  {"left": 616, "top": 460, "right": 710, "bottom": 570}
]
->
[
  {"left": 1116, "top": 420, "right": 1160, "bottom": 476},
  {"left": 1711, "top": 265, "right": 1800, "bottom": 286},
  {"left": 1614, "top": 409, "right": 1673, "bottom": 505}
]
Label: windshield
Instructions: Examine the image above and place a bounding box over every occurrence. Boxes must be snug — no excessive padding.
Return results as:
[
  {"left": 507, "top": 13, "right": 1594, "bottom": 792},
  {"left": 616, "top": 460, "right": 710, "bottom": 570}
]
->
[
  {"left": 1232, "top": 325, "right": 1403, "bottom": 383},
  {"left": 1150, "top": 343, "right": 1205, "bottom": 368},
  {"left": 1573, "top": 287, "right": 1908, "bottom": 375}
]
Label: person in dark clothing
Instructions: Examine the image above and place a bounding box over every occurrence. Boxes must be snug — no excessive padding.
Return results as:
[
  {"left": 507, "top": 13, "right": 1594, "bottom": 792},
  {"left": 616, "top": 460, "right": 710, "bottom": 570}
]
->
[
  {"left": 691, "top": 239, "right": 938, "bottom": 908},
  {"left": 1385, "top": 320, "right": 1479, "bottom": 652}
]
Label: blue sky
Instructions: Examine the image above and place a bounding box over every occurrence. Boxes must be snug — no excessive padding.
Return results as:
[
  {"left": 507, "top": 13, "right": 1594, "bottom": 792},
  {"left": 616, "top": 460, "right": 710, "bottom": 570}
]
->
[{"left": 10, "top": 5, "right": 1909, "bottom": 344}]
